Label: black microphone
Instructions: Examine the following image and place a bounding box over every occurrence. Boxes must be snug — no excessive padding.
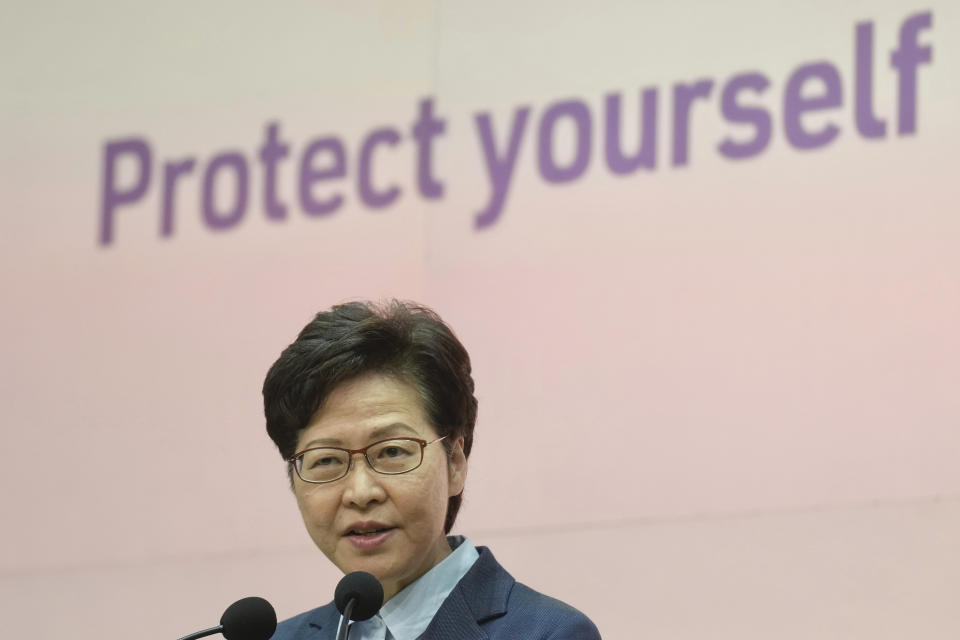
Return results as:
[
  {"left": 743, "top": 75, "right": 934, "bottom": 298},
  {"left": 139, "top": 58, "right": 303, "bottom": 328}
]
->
[
  {"left": 334, "top": 572, "right": 384, "bottom": 640},
  {"left": 177, "top": 596, "right": 277, "bottom": 640}
]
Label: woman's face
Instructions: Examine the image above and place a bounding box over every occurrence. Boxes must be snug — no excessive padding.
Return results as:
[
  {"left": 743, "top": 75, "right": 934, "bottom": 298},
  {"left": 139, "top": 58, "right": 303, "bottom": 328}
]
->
[{"left": 292, "top": 373, "right": 467, "bottom": 601}]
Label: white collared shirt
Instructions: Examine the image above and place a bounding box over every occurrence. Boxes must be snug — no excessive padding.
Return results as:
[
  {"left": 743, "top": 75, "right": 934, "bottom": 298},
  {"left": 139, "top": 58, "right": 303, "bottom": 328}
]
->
[{"left": 341, "top": 537, "right": 479, "bottom": 640}]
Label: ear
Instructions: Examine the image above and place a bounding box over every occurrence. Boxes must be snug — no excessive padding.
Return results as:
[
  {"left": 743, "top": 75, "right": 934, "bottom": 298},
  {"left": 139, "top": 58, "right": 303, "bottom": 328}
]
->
[{"left": 446, "top": 436, "right": 467, "bottom": 497}]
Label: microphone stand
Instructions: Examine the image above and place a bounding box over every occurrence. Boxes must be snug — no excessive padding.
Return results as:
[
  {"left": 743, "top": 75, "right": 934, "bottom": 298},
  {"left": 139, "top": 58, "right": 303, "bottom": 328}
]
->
[
  {"left": 336, "top": 599, "right": 356, "bottom": 640},
  {"left": 177, "top": 626, "right": 223, "bottom": 640}
]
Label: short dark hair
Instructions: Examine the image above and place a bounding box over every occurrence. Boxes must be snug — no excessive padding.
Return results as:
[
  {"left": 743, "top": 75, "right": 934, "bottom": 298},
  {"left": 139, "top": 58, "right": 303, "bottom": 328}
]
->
[{"left": 262, "top": 300, "right": 477, "bottom": 533}]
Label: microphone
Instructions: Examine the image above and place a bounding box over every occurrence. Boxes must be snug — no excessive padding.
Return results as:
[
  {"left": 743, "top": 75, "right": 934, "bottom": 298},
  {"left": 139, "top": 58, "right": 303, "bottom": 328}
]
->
[
  {"left": 177, "top": 596, "right": 278, "bottom": 640},
  {"left": 334, "top": 572, "right": 384, "bottom": 640}
]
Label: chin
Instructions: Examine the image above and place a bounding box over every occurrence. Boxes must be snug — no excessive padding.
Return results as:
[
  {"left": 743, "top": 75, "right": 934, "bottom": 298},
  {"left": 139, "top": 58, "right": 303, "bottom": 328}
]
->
[{"left": 338, "top": 553, "right": 398, "bottom": 577}]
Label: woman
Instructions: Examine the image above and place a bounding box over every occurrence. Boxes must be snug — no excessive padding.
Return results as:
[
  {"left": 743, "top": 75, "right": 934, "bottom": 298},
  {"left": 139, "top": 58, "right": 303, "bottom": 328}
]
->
[{"left": 263, "top": 300, "right": 601, "bottom": 639}]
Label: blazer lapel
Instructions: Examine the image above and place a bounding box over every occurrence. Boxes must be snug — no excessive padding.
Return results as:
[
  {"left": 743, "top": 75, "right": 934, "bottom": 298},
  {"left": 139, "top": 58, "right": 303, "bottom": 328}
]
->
[
  {"left": 419, "top": 546, "right": 514, "bottom": 640},
  {"left": 304, "top": 603, "right": 342, "bottom": 640}
]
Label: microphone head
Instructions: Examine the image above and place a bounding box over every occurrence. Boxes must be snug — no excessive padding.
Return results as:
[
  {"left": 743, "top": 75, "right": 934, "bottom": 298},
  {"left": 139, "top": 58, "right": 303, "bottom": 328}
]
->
[
  {"left": 220, "top": 596, "right": 278, "bottom": 640},
  {"left": 334, "top": 571, "right": 384, "bottom": 622}
]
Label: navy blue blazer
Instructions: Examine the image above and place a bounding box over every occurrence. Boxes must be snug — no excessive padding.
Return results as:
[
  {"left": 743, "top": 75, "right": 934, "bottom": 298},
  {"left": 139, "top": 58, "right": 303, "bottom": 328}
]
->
[{"left": 271, "top": 546, "right": 601, "bottom": 639}]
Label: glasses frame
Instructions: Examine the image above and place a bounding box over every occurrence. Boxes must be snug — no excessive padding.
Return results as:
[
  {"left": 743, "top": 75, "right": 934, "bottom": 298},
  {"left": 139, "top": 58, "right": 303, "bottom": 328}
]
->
[{"left": 288, "top": 436, "right": 447, "bottom": 484}]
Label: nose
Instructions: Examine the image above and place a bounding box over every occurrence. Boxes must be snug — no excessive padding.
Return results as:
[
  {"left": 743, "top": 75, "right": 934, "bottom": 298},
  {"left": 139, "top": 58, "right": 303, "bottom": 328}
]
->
[{"left": 341, "top": 452, "right": 387, "bottom": 508}]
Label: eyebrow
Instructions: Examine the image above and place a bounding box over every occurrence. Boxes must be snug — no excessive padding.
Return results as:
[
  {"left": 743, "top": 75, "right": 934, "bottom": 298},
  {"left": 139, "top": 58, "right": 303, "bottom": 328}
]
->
[{"left": 300, "top": 422, "right": 421, "bottom": 449}]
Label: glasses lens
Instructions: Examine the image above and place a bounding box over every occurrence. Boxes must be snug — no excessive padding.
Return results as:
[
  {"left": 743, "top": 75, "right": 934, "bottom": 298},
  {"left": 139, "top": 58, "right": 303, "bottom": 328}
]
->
[
  {"left": 367, "top": 439, "right": 422, "bottom": 474},
  {"left": 297, "top": 448, "right": 350, "bottom": 483}
]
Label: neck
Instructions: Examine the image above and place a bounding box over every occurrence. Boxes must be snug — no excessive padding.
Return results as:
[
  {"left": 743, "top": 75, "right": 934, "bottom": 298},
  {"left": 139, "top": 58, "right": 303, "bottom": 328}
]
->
[{"left": 381, "top": 536, "right": 452, "bottom": 602}]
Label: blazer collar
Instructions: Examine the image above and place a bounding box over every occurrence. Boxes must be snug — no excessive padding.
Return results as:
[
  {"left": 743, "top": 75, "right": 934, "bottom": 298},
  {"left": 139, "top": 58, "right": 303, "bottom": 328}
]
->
[{"left": 456, "top": 546, "right": 514, "bottom": 623}]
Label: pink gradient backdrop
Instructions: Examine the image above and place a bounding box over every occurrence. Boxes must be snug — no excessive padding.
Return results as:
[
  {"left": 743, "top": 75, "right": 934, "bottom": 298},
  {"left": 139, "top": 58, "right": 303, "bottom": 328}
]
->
[{"left": 1, "top": 2, "right": 958, "bottom": 638}]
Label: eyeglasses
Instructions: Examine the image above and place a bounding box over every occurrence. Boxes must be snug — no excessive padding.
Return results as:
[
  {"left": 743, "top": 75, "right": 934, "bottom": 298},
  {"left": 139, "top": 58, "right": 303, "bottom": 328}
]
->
[{"left": 288, "top": 436, "right": 447, "bottom": 484}]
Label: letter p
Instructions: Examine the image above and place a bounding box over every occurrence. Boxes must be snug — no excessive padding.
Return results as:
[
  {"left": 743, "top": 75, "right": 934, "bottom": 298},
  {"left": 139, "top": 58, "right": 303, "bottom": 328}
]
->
[{"left": 100, "top": 138, "right": 152, "bottom": 246}]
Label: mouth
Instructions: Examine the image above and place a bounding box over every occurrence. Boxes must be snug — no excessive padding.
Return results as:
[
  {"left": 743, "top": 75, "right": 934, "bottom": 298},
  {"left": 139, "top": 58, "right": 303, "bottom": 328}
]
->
[
  {"left": 343, "top": 525, "right": 396, "bottom": 550},
  {"left": 346, "top": 527, "right": 395, "bottom": 537}
]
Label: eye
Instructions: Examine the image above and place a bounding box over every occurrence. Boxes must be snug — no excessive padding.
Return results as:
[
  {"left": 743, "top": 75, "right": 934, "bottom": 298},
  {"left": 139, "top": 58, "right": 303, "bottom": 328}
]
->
[
  {"left": 300, "top": 449, "right": 347, "bottom": 470},
  {"left": 373, "top": 440, "right": 417, "bottom": 459}
]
